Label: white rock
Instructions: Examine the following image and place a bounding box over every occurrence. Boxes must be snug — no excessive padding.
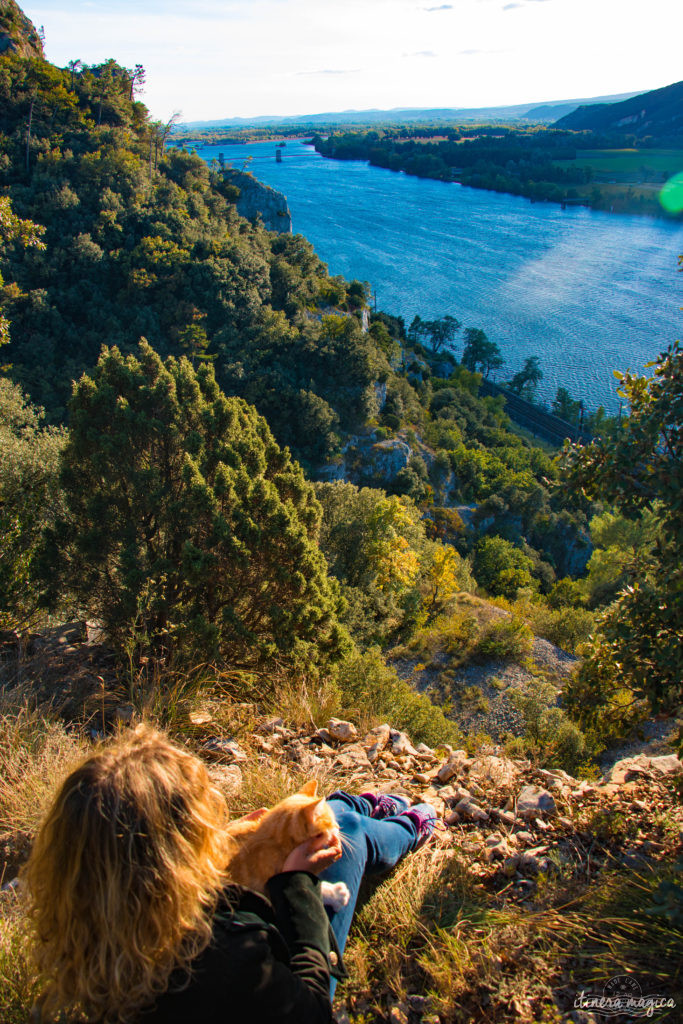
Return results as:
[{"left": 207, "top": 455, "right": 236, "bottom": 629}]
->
[
  {"left": 519, "top": 847, "right": 552, "bottom": 874},
  {"left": 203, "top": 737, "right": 248, "bottom": 762},
  {"left": 537, "top": 767, "right": 577, "bottom": 786},
  {"left": 253, "top": 736, "right": 274, "bottom": 754},
  {"left": 485, "top": 832, "right": 503, "bottom": 846},
  {"left": 421, "top": 794, "right": 446, "bottom": 817},
  {"left": 391, "top": 730, "right": 419, "bottom": 757},
  {"left": 516, "top": 785, "right": 557, "bottom": 819},
  {"left": 258, "top": 717, "right": 284, "bottom": 734},
  {"left": 362, "top": 723, "right": 391, "bottom": 750},
  {"left": 208, "top": 764, "right": 243, "bottom": 795},
  {"left": 491, "top": 808, "right": 516, "bottom": 827},
  {"left": 649, "top": 754, "right": 681, "bottom": 776},
  {"left": 335, "top": 745, "right": 371, "bottom": 770},
  {"left": 328, "top": 718, "right": 358, "bottom": 743},
  {"left": 436, "top": 750, "right": 469, "bottom": 783},
  {"left": 415, "top": 742, "right": 435, "bottom": 760},
  {"left": 455, "top": 798, "right": 489, "bottom": 822},
  {"left": 483, "top": 840, "right": 511, "bottom": 862},
  {"left": 603, "top": 757, "right": 650, "bottom": 785},
  {"left": 188, "top": 710, "right": 213, "bottom": 727}
]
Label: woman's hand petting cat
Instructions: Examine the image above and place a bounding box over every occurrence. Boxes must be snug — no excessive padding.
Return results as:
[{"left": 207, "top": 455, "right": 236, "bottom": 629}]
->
[{"left": 281, "top": 829, "right": 343, "bottom": 875}]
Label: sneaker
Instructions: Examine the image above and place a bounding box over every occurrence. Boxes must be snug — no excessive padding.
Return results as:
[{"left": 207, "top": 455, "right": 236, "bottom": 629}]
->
[
  {"left": 398, "top": 803, "right": 437, "bottom": 849},
  {"left": 360, "top": 792, "right": 411, "bottom": 819}
]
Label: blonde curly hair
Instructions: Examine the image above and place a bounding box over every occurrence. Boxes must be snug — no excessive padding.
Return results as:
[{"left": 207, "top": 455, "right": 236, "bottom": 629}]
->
[{"left": 22, "top": 724, "right": 234, "bottom": 1022}]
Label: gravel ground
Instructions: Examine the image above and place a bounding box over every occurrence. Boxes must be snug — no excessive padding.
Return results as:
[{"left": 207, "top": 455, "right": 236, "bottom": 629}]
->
[{"left": 598, "top": 716, "right": 682, "bottom": 770}]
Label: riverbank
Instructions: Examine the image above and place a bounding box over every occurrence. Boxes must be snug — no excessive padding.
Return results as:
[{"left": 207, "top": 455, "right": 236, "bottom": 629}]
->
[{"left": 313, "top": 130, "right": 683, "bottom": 221}]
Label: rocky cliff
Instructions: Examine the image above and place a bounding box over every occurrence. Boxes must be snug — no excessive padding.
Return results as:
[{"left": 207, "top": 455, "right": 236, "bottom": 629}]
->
[
  {"left": 0, "top": 0, "right": 44, "bottom": 59},
  {"left": 224, "top": 169, "right": 292, "bottom": 233}
]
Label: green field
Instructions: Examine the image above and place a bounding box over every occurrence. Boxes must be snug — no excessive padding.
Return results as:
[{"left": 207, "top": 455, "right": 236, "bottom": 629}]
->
[{"left": 556, "top": 147, "right": 683, "bottom": 183}]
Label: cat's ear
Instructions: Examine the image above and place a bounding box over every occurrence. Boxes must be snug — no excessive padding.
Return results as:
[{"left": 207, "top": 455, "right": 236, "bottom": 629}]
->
[{"left": 299, "top": 780, "right": 319, "bottom": 798}]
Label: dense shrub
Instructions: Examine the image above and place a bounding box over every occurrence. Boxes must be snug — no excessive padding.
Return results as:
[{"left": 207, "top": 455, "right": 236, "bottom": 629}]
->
[
  {"left": 474, "top": 615, "right": 533, "bottom": 662},
  {"left": 507, "top": 680, "right": 588, "bottom": 773},
  {"left": 473, "top": 536, "right": 537, "bottom": 599},
  {"left": 40, "top": 342, "right": 348, "bottom": 673},
  {"left": 335, "top": 647, "right": 461, "bottom": 747}
]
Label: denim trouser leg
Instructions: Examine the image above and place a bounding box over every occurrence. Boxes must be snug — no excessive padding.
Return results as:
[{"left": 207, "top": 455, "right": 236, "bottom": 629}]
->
[{"left": 319, "top": 793, "right": 420, "bottom": 999}]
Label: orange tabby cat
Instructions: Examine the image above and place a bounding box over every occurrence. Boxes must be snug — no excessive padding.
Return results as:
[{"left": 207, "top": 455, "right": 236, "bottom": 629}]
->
[{"left": 225, "top": 780, "right": 350, "bottom": 910}]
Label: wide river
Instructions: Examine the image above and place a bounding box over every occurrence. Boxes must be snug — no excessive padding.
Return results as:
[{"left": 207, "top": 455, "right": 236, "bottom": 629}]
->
[{"left": 194, "top": 138, "right": 683, "bottom": 412}]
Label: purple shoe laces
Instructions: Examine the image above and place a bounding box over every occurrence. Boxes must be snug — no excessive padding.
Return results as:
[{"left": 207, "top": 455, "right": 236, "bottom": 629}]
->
[{"left": 401, "top": 806, "right": 445, "bottom": 846}]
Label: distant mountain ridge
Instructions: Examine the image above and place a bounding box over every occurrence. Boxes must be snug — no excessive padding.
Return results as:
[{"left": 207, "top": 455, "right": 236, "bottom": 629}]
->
[
  {"left": 555, "top": 80, "right": 683, "bottom": 140},
  {"left": 182, "top": 92, "right": 637, "bottom": 130}
]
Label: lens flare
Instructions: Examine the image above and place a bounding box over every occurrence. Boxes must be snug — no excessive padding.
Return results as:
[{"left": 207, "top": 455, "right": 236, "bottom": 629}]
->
[{"left": 659, "top": 172, "right": 683, "bottom": 214}]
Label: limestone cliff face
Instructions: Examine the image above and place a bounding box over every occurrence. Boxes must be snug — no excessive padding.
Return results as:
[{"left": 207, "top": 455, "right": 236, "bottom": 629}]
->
[
  {"left": 0, "top": 1, "right": 44, "bottom": 60},
  {"left": 224, "top": 169, "right": 292, "bottom": 234}
]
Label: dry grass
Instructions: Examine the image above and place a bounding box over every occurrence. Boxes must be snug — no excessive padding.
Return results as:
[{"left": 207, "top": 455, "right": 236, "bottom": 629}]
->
[
  {"left": 262, "top": 675, "right": 343, "bottom": 732},
  {"left": 0, "top": 703, "right": 88, "bottom": 852},
  {"left": 1, "top": 682, "right": 680, "bottom": 1024},
  {"left": 0, "top": 890, "right": 36, "bottom": 1024},
  {"left": 0, "top": 700, "right": 89, "bottom": 1023},
  {"left": 338, "top": 843, "right": 683, "bottom": 1022}
]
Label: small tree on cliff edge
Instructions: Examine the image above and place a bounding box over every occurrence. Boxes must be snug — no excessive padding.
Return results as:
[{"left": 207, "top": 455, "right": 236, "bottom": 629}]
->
[{"left": 41, "top": 341, "right": 348, "bottom": 674}]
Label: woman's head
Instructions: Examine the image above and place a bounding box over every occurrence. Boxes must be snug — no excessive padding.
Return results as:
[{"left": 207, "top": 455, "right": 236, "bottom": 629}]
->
[{"left": 23, "top": 723, "right": 233, "bottom": 1022}]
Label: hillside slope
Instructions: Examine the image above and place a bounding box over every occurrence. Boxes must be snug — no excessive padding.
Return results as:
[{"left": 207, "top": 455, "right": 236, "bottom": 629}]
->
[{"left": 555, "top": 79, "right": 683, "bottom": 141}]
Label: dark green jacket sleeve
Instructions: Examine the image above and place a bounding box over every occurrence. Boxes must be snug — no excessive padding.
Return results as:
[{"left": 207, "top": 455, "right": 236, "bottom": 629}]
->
[
  {"left": 141, "top": 874, "right": 335, "bottom": 1023},
  {"left": 266, "top": 872, "right": 330, "bottom": 959},
  {"left": 225, "top": 924, "right": 333, "bottom": 1023}
]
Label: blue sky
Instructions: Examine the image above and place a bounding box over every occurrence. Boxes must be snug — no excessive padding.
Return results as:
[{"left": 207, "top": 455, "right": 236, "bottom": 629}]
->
[{"left": 21, "top": 0, "right": 682, "bottom": 121}]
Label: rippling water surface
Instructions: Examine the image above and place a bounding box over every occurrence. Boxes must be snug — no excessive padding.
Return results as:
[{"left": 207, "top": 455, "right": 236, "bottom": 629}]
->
[{"left": 195, "top": 139, "right": 683, "bottom": 412}]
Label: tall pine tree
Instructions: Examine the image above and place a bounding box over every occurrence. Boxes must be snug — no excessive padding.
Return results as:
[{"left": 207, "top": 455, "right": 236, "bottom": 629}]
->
[{"left": 41, "top": 341, "right": 348, "bottom": 673}]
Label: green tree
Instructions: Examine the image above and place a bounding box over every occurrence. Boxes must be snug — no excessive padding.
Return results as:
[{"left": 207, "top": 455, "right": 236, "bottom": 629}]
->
[
  {"left": 508, "top": 355, "right": 543, "bottom": 398},
  {"left": 408, "top": 314, "right": 460, "bottom": 355},
  {"left": 0, "top": 195, "right": 45, "bottom": 352},
  {"left": 315, "top": 482, "right": 426, "bottom": 645},
  {"left": 127, "top": 63, "right": 146, "bottom": 101},
  {"left": 41, "top": 341, "right": 348, "bottom": 673},
  {"left": 473, "top": 535, "right": 536, "bottom": 599},
  {"left": 461, "top": 328, "right": 503, "bottom": 378},
  {"left": 562, "top": 341, "right": 682, "bottom": 724},
  {"left": 552, "top": 386, "right": 581, "bottom": 423},
  {"left": 0, "top": 380, "right": 66, "bottom": 631},
  {"left": 67, "top": 59, "right": 82, "bottom": 91}
]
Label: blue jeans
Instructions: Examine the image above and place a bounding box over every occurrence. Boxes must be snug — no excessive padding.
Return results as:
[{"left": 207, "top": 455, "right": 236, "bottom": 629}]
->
[{"left": 319, "top": 793, "right": 421, "bottom": 999}]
